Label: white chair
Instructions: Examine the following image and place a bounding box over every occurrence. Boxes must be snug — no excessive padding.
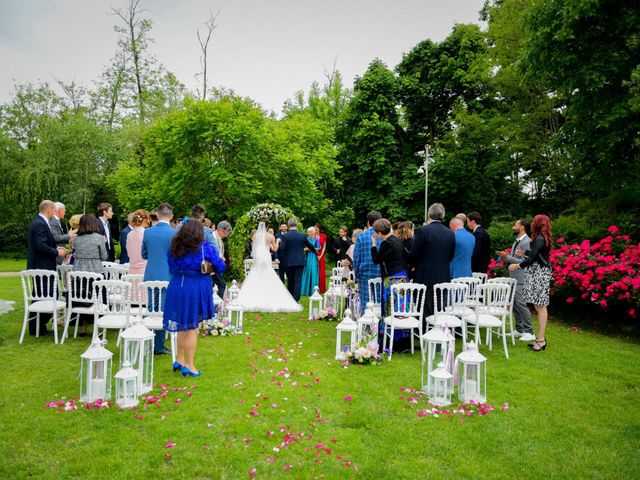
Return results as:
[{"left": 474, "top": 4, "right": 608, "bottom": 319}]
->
[
  {"left": 92, "top": 280, "right": 133, "bottom": 345},
  {"left": 382, "top": 283, "right": 427, "bottom": 361},
  {"left": 463, "top": 283, "right": 511, "bottom": 359},
  {"left": 19, "top": 270, "right": 66, "bottom": 344},
  {"left": 367, "top": 277, "right": 383, "bottom": 318},
  {"left": 488, "top": 277, "right": 518, "bottom": 344},
  {"left": 123, "top": 273, "right": 146, "bottom": 307},
  {"left": 243, "top": 259, "right": 253, "bottom": 277},
  {"left": 62, "top": 271, "right": 104, "bottom": 343},
  {"left": 472, "top": 272, "right": 488, "bottom": 284},
  {"left": 103, "top": 263, "right": 129, "bottom": 281},
  {"left": 56, "top": 264, "right": 73, "bottom": 297},
  {"left": 451, "top": 276, "right": 483, "bottom": 314},
  {"left": 425, "top": 283, "right": 468, "bottom": 341},
  {"left": 139, "top": 280, "right": 176, "bottom": 362}
]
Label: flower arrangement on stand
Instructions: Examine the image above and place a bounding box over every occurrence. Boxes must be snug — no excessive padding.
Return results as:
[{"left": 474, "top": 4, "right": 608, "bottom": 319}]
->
[
  {"left": 316, "top": 307, "right": 338, "bottom": 321},
  {"left": 202, "top": 317, "right": 237, "bottom": 336}
]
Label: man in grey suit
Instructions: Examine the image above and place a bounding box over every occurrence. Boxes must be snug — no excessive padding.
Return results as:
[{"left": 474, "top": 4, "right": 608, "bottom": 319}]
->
[
  {"left": 50, "top": 202, "right": 70, "bottom": 265},
  {"left": 497, "top": 218, "right": 535, "bottom": 342}
]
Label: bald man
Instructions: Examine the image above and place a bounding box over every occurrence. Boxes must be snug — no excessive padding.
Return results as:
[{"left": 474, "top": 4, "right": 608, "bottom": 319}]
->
[{"left": 449, "top": 217, "right": 475, "bottom": 279}]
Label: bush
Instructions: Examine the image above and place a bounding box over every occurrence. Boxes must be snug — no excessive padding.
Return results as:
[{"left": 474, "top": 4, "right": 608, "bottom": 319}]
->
[
  {"left": 0, "top": 220, "right": 28, "bottom": 254},
  {"left": 487, "top": 220, "right": 515, "bottom": 252}
]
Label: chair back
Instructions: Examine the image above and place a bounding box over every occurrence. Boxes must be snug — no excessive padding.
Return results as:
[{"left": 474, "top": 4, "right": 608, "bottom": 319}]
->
[
  {"left": 368, "top": 277, "right": 383, "bottom": 306},
  {"left": 20, "top": 269, "right": 59, "bottom": 302},
  {"left": 477, "top": 283, "right": 510, "bottom": 312},
  {"left": 433, "top": 282, "right": 469, "bottom": 316},
  {"left": 93, "top": 279, "right": 131, "bottom": 315},
  {"left": 123, "top": 273, "right": 146, "bottom": 306},
  {"left": 336, "top": 260, "right": 343, "bottom": 269},
  {"left": 68, "top": 271, "right": 103, "bottom": 303},
  {"left": 472, "top": 272, "right": 488, "bottom": 284},
  {"left": 451, "top": 276, "right": 482, "bottom": 303},
  {"left": 103, "top": 263, "right": 129, "bottom": 281},
  {"left": 140, "top": 280, "right": 169, "bottom": 315},
  {"left": 57, "top": 264, "right": 73, "bottom": 294},
  {"left": 488, "top": 277, "right": 517, "bottom": 307},
  {"left": 389, "top": 283, "right": 426, "bottom": 318}
]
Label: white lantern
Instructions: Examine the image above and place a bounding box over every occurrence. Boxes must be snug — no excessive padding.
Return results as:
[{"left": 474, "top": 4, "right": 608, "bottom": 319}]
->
[
  {"left": 228, "top": 279, "right": 240, "bottom": 303},
  {"left": 429, "top": 362, "right": 453, "bottom": 407},
  {"left": 356, "top": 302, "right": 378, "bottom": 342},
  {"left": 420, "top": 322, "right": 455, "bottom": 394},
  {"left": 308, "top": 286, "right": 323, "bottom": 320},
  {"left": 80, "top": 340, "right": 113, "bottom": 403},
  {"left": 114, "top": 361, "right": 139, "bottom": 408},
  {"left": 335, "top": 308, "right": 357, "bottom": 360},
  {"left": 120, "top": 319, "right": 155, "bottom": 395},
  {"left": 323, "top": 286, "right": 337, "bottom": 314},
  {"left": 456, "top": 342, "right": 487, "bottom": 403}
]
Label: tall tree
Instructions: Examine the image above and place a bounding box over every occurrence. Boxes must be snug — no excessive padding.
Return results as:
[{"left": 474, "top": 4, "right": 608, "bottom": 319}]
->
[{"left": 196, "top": 11, "right": 219, "bottom": 101}]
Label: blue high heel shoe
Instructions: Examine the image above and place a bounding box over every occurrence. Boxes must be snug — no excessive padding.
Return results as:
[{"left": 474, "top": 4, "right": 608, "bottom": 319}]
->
[
  {"left": 172, "top": 361, "right": 182, "bottom": 372},
  {"left": 181, "top": 366, "right": 202, "bottom": 377}
]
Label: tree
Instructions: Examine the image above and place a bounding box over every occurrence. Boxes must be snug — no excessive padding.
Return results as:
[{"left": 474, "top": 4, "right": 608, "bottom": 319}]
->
[{"left": 196, "top": 11, "right": 219, "bottom": 101}]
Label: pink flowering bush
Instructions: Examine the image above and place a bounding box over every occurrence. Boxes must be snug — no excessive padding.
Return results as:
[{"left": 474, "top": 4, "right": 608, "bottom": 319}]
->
[
  {"left": 550, "top": 226, "right": 639, "bottom": 320},
  {"left": 490, "top": 226, "right": 639, "bottom": 321}
]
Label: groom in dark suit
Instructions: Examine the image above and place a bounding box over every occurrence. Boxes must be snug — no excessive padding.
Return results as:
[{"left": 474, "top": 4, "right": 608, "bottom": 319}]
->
[
  {"left": 280, "top": 218, "right": 316, "bottom": 302},
  {"left": 27, "top": 200, "right": 67, "bottom": 335},
  {"left": 275, "top": 223, "right": 288, "bottom": 282}
]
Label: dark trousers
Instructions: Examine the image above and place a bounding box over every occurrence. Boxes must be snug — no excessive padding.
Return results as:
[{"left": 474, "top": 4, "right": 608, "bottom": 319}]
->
[
  {"left": 286, "top": 265, "right": 304, "bottom": 301},
  {"left": 278, "top": 262, "right": 287, "bottom": 283},
  {"left": 212, "top": 272, "right": 226, "bottom": 299}
]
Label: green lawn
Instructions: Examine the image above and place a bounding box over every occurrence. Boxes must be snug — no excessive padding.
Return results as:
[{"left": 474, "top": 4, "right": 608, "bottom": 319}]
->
[
  {"left": 0, "top": 258, "right": 26, "bottom": 272},
  {"left": 0, "top": 276, "right": 638, "bottom": 479}
]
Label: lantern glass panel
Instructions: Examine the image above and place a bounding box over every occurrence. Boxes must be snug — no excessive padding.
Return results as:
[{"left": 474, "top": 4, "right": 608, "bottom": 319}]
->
[{"left": 141, "top": 338, "right": 154, "bottom": 391}]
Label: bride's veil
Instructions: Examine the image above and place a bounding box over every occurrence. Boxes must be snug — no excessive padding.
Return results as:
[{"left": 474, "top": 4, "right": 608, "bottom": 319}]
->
[{"left": 251, "top": 222, "right": 271, "bottom": 265}]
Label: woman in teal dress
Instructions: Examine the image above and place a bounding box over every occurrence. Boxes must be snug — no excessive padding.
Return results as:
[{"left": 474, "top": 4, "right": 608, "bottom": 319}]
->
[{"left": 300, "top": 226, "right": 320, "bottom": 296}]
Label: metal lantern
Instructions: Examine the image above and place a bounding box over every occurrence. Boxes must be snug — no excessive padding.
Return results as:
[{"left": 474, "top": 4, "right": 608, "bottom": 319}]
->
[
  {"left": 80, "top": 340, "right": 113, "bottom": 402},
  {"left": 420, "top": 322, "right": 455, "bottom": 394},
  {"left": 335, "top": 308, "right": 357, "bottom": 360},
  {"left": 456, "top": 342, "right": 487, "bottom": 403},
  {"left": 356, "top": 302, "right": 378, "bottom": 342},
  {"left": 114, "top": 361, "right": 139, "bottom": 408},
  {"left": 429, "top": 362, "right": 453, "bottom": 407},
  {"left": 120, "top": 319, "right": 155, "bottom": 395},
  {"left": 308, "top": 286, "right": 323, "bottom": 320},
  {"left": 323, "top": 286, "right": 337, "bottom": 313},
  {"left": 228, "top": 279, "right": 240, "bottom": 302}
]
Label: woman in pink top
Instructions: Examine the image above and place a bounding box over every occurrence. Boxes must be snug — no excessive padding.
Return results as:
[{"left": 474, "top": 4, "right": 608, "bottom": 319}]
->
[{"left": 127, "top": 209, "right": 150, "bottom": 275}]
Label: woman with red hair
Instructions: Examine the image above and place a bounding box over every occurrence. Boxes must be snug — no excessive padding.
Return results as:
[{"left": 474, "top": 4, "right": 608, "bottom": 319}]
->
[{"left": 509, "top": 214, "right": 553, "bottom": 352}]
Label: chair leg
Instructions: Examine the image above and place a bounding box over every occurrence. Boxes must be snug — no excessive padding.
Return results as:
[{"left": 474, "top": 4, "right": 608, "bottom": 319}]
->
[
  {"left": 382, "top": 323, "right": 388, "bottom": 357},
  {"left": 35, "top": 314, "right": 40, "bottom": 338},
  {"left": 61, "top": 309, "right": 70, "bottom": 344},
  {"left": 73, "top": 312, "right": 80, "bottom": 339},
  {"left": 410, "top": 329, "right": 414, "bottom": 354},
  {"left": 510, "top": 312, "right": 516, "bottom": 345},
  {"left": 52, "top": 309, "right": 60, "bottom": 344},
  {"left": 388, "top": 325, "right": 395, "bottom": 361},
  {"left": 19, "top": 308, "right": 29, "bottom": 344}
]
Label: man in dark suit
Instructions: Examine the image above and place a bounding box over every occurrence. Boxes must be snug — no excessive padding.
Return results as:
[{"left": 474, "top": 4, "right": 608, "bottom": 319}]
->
[
  {"left": 50, "top": 202, "right": 70, "bottom": 265},
  {"left": 119, "top": 213, "right": 134, "bottom": 264},
  {"left": 409, "top": 203, "right": 456, "bottom": 319},
  {"left": 280, "top": 218, "right": 317, "bottom": 302},
  {"left": 97, "top": 202, "right": 115, "bottom": 262},
  {"left": 27, "top": 200, "right": 67, "bottom": 335},
  {"left": 275, "top": 223, "right": 288, "bottom": 282},
  {"left": 468, "top": 211, "right": 491, "bottom": 274}
]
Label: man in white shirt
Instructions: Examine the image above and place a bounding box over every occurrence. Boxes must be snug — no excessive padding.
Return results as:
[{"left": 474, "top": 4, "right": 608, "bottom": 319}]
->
[{"left": 97, "top": 202, "right": 115, "bottom": 262}]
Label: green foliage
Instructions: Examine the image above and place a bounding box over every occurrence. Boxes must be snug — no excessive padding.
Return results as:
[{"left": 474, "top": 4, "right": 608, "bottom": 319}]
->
[
  {"left": 227, "top": 203, "right": 297, "bottom": 281},
  {"left": 487, "top": 220, "right": 516, "bottom": 252}
]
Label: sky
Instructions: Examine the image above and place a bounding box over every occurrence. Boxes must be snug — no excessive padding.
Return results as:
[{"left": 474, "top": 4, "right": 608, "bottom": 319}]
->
[{"left": 0, "top": 0, "right": 485, "bottom": 114}]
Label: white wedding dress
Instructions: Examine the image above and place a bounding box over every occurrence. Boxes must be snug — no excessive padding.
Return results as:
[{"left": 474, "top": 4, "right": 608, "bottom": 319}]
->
[{"left": 238, "top": 222, "right": 302, "bottom": 313}]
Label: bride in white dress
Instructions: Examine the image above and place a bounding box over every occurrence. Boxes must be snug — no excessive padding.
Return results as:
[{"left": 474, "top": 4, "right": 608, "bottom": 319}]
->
[{"left": 238, "top": 222, "right": 302, "bottom": 313}]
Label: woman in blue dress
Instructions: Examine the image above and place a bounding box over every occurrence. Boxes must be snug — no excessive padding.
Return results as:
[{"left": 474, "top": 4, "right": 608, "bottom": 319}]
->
[
  {"left": 300, "top": 226, "right": 320, "bottom": 296},
  {"left": 163, "top": 219, "right": 225, "bottom": 377}
]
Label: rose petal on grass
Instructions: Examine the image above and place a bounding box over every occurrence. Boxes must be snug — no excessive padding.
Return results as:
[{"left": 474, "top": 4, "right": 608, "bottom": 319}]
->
[
  {"left": 343, "top": 396, "right": 353, "bottom": 401},
  {"left": 165, "top": 441, "right": 176, "bottom": 448},
  {"left": 248, "top": 468, "right": 256, "bottom": 476},
  {"left": 284, "top": 464, "right": 292, "bottom": 471}
]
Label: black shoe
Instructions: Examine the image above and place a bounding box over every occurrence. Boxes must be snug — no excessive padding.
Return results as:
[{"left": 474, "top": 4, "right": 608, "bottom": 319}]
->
[
  {"left": 154, "top": 348, "right": 172, "bottom": 355},
  {"left": 528, "top": 339, "right": 547, "bottom": 351}
]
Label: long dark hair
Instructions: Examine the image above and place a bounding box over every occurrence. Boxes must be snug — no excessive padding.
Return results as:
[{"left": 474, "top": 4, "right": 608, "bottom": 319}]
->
[
  {"left": 77, "top": 214, "right": 101, "bottom": 236},
  {"left": 170, "top": 219, "right": 204, "bottom": 258}
]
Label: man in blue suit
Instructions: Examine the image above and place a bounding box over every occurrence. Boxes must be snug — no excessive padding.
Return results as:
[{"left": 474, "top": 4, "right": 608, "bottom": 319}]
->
[
  {"left": 142, "top": 203, "right": 176, "bottom": 355},
  {"left": 449, "top": 216, "right": 475, "bottom": 279},
  {"left": 280, "top": 218, "right": 317, "bottom": 302}
]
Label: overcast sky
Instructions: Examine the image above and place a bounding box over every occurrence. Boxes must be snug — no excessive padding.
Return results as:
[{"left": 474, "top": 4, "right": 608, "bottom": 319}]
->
[{"left": 1, "top": 0, "right": 485, "bottom": 114}]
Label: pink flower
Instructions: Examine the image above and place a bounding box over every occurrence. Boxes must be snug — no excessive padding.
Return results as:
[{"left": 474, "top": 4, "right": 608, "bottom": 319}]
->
[
  {"left": 566, "top": 297, "right": 574, "bottom": 303},
  {"left": 165, "top": 441, "right": 176, "bottom": 448},
  {"left": 284, "top": 464, "right": 292, "bottom": 471},
  {"left": 608, "top": 225, "right": 620, "bottom": 234},
  {"left": 248, "top": 468, "right": 256, "bottom": 476}
]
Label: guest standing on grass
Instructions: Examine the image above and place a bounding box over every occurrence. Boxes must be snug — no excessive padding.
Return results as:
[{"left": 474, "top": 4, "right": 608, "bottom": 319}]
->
[
  {"left": 370, "top": 218, "right": 408, "bottom": 319},
  {"left": 449, "top": 217, "right": 475, "bottom": 279},
  {"left": 163, "top": 219, "right": 225, "bottom": 377},
  {"left": 72, "top": 214, "right": 109, "bottom": 336},
  {"left": 300, "top": 226, "right": 320, "bottom": 296},
  {"left": 315, "top": 224, "right": 328, "bottom": 293},
  {"left": 354, "top": 211, "right": 382, "bottom": 307},
  {"left": 126, "top": 210, "right": 149, "bottom": 276},
  {"left": 509, "top": 214, "right": 553, "bottom": 352},
  {"left": 142, "top": 203, "right": 176, "bottom": 355}
]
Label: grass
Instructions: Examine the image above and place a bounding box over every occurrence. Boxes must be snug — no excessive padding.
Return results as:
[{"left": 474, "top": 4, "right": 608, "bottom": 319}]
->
[
  {"left": 0, "top": 258, "right": 26, "bottom": 272},
  {"left": 0, "top": 275, "right": 639, "bottom": 479}
]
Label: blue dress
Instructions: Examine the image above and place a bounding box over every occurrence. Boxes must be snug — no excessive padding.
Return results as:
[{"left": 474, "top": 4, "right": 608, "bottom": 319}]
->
[
  {"left": 300, "top": 237, "right": 320, "bottom": 296},
  {"left": 163, "top": 242, "right": 226, "bottom": 332}
]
